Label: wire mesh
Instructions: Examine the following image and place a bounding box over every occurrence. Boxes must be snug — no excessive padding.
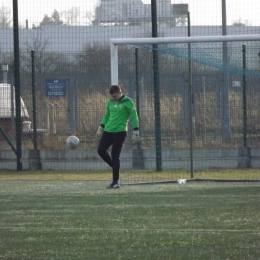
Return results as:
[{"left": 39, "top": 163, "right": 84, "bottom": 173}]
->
[{"left": 0, "top": 0, "right": 259, "bottom": 182}]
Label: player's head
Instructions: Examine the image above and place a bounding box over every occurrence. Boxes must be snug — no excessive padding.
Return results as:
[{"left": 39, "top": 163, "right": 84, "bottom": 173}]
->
[{"left": 109, "top": 85, "right": 122, "bottom": 101}]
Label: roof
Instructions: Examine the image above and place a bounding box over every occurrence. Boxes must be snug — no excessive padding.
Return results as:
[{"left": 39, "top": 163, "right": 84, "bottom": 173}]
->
[
  {"left": 0, "top": 25, "right": 259, "bottom": 53},
  {"left": 0, "top": 83, "right": 29, "bottom": 119}
]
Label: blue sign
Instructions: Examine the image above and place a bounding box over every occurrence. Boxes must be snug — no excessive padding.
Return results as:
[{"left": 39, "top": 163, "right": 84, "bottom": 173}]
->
[{"left": 45, "top": 79, "right": 66, "bottom": 97}]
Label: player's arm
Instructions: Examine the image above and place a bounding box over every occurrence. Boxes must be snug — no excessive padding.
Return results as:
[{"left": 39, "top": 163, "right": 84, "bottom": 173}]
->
[
  {"left": 128, "top": 100, "right": 139, "bottom": 130},
  {"left": 101, "top": 100, "right": 110, "bottom": 127},
  {"left": 96, "top": 100, "right": 110, "bottom": 137},
  {"left": 127, "top": 100, "right": 140, "bottom": 143}
]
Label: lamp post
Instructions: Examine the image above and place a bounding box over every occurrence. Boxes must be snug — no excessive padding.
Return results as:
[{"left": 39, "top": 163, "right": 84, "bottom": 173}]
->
[
  {"left": 221, "top": 0, "right": 231, "bottom": 142},
  {"left": 13, "top": 0, "right": 22, "bottom": 170},
  {"left": 151, "top": 0, "right": 162, "bottom": 171}
]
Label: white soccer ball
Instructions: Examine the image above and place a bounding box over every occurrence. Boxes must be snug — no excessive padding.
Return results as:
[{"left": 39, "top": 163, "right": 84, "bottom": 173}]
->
[{"left": 66, "top": 135, "right": 80, "bottom": 149}]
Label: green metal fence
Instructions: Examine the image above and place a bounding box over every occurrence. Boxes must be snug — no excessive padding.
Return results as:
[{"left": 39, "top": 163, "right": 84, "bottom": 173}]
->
[{"left": 0, "top": 0, "right": 260, "bottom": 181}]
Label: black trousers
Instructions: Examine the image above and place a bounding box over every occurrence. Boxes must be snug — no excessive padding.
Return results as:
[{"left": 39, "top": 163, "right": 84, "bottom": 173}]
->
[{"left": 97, "top": 131, "right": 126, "bottom": 183}]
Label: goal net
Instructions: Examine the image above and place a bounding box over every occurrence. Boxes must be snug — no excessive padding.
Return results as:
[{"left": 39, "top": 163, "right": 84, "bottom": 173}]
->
[{"left": 110, "top": 35, "right": 260, "bottom": 184}]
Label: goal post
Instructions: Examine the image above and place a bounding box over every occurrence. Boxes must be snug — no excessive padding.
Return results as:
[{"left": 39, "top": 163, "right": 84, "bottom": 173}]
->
[
  {"left": 110, "top": 34, "right": 260, "bottom": 85},
  {"left": 110, "top": 34, "right": 260, "bottom": 183}
]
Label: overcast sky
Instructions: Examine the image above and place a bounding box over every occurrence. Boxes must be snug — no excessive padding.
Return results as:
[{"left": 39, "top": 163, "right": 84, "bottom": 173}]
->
[{"left": 1, "top": 0, "right": 260, "bottom": 26}]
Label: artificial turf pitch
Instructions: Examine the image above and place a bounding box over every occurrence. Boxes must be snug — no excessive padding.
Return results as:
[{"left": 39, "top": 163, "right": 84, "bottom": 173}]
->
[{"left": 0, "top": 176, "right": 259, "bottom": 259}]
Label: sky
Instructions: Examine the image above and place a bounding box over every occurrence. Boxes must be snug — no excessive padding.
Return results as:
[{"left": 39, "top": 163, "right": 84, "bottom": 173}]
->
[{"left": 1, "top": 0, "right": 260, "bottom": 27}]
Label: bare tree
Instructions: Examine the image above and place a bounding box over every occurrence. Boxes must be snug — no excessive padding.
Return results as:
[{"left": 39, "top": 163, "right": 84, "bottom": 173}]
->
[
  {"left": 85, "top": 11, "right": 94, "bottom": 26},
  {"left": 62, "top": 7, "right": 80, "bottom": 25},
  {"left": 39, "top": 10, "right": 63, "bottom": 27},
  {"left": 21, "top": 32, "right": 69, "bottom": 92},
  {"left": 51, "top": 10, "right": 63, "bottom": 25},
  {"left": 40, "top": 14, "right": 52, "bottom": 26},
  {"left": 75, "top": 44, "right": 111, "bottom": 74},
  {"left": 232, "top": 18, "right": 249, "bottom": 27},
  {"left": 0, "top": 4, "right": 12, "bottom": 28}
]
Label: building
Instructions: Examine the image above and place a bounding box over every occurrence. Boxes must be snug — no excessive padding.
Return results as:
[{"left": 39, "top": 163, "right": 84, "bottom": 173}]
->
[
  {"left": 1, "top": 25, "right": 259, "bottom": 53},
  {"left": 0, "top": 83, "right": 29, "bottom": 133},
  {"left": 93, "top": 0, "right": 188, "bottom": 26}
]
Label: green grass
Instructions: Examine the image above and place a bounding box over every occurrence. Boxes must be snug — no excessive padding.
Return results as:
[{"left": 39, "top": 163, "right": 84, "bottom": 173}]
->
[
  {"left": 0, "top": 168, "right": 259, "bottom": 181},
  {"left": 0, "top": 177, "right": 259, "bottom": 259}
]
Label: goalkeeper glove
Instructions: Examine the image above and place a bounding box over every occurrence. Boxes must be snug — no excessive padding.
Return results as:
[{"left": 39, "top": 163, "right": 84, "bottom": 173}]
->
[
  {"left": 96, "top": 126, "right": 104, "bottom": 138},
  {"left": 132, "top": 130, "right": 140, "bottom": 144}
]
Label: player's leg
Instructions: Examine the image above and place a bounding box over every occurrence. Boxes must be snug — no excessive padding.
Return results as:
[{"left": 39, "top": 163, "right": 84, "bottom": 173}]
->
[
  {"left": 111, "top": 131, "right": 127, "bottom": 184},
  {"left": 97, "top": 131, "right": 113, "bottom": 167}
]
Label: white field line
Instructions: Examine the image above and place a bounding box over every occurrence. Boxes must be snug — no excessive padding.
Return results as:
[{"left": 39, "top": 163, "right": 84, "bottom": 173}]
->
[{"left": 0, "top": 226, "right": 259, "bottom": 233}]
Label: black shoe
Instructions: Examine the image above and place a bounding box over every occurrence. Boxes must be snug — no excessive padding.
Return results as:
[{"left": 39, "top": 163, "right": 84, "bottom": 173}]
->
[{"left": 107, "top": 182, "right": 119, "bottom": 189}]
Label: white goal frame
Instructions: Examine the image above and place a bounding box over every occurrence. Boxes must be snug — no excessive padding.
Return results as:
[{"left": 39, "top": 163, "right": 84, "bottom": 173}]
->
[{"left": 110, "top": 34, "right": 260, "bottom": 85}]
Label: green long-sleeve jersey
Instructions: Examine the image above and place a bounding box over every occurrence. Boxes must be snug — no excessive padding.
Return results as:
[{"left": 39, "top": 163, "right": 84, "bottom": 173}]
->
[{"left": 101, "top": 95, "right": 139, "bottom": 133}]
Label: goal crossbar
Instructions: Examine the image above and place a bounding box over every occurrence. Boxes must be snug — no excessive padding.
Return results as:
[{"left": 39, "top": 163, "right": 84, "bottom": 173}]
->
[
  {"left": 111, "top": 34, "right": 260, "bottom": 45},
  {"left": 110, "top": 34, "right": 260, "bottom": 84}
]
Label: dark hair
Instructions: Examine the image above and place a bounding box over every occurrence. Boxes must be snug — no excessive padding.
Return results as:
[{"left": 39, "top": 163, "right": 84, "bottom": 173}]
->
[{"left": 109, "top": 85, "right": 121, "bottom": 94}]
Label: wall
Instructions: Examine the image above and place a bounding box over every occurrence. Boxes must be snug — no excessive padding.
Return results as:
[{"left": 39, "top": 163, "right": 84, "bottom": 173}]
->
[{"left": 0, "top": 147, "right": 260, "bottom": 171}]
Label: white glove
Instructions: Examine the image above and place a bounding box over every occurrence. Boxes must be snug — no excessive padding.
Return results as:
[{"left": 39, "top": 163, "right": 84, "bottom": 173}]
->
[
  {"left": 132, "top": 130, "right": 140, "bottom": 144},
  {"left": 96, "top": 126, "right": 104, "bottom": 138}
]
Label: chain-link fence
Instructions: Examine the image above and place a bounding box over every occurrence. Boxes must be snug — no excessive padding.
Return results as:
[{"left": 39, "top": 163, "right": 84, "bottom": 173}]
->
[{"left": 0, "top": 0, "right": 260, "bottom": 180}]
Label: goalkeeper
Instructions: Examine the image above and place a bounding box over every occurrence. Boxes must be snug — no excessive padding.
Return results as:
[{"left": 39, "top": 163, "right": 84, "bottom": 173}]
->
[{"left": 96, "top": 85, "right": 140, "bottom": 189}]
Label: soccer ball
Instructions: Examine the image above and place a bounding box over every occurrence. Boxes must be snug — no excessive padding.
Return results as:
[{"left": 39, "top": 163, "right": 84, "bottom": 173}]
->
[{"left": 66, "top": 135, "right": 80, "bottom": 149}]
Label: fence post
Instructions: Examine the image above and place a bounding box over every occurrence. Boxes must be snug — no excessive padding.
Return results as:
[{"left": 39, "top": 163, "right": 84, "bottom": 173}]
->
[{"left": 242, "top": 44, "right": 247, "bottom": 148}]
